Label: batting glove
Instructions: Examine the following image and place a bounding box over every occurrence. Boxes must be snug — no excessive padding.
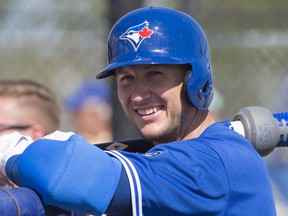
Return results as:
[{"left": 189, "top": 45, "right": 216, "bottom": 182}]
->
[{"left": 0, "top": 132, "right": 33, "bottom": 185}]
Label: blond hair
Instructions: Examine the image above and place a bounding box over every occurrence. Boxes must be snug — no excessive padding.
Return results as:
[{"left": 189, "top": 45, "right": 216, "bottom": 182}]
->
[{"left": 0, "top": 79, "right": 61, "bottom": 134}]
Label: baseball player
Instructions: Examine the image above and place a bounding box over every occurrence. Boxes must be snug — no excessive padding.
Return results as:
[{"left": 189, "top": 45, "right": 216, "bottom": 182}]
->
[{"left": 0, "top": 6, "right": 276, "bottom": 216}]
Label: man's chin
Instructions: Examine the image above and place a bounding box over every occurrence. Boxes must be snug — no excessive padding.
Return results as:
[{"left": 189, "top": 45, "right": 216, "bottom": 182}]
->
[
  {"left": 140, "top": 126, "right": 178, "bottom": 144},
  {"left": 140, "top": 130, "right": 160, "bottom": 141},
  {"left": 140, "top": 131, "right": 170, "bottom": 145}
]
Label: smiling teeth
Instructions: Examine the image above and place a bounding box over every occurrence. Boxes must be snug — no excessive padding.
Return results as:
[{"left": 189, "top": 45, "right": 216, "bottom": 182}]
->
[{"left": 138, "top": 107, "right": 159, "bottom": 115}]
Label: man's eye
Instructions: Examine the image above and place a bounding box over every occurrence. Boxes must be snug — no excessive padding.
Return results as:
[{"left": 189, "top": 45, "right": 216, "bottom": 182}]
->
[
  {"left": 148, "top": 71, "right": 162, "bottom": 77},
  {"left": 120, "top": 75, "right": 133, "bottom": 82}
]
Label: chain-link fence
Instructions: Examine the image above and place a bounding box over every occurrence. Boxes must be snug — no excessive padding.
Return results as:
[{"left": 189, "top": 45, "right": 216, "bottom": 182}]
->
[
  {"left": 211, "top": 35, "right": 288, "bottom": 119},
  {"left": 1, "top": 0, "right": 287, "bottom": 127}
]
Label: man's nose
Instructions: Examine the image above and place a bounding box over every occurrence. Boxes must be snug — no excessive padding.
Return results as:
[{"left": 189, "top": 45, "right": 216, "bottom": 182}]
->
[{"left": 130, "top": 80, "right": 151, "bottom": 102}]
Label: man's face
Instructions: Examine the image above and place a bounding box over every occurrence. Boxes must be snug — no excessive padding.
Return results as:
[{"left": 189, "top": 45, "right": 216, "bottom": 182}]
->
[
  {"left": 116, "top": 64, "right": 191, "bottom": 144},
  {"left": 0, "top": 97, "right": 32, "bottom": 136}
]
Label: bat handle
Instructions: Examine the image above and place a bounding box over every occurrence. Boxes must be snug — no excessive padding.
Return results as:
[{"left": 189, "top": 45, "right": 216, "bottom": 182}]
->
[{"left": 273, "top": 112, "right": 288, "bottom": 147}]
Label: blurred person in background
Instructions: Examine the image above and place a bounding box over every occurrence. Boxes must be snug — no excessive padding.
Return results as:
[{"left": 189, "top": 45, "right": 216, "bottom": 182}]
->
[
  {"left": 65, "top": 79, "right": 112, "bottom": 144},
  {"left": 264, "top": 74, "right": 288, "bottom": 216},
  {"left": 0, "top": 79, "right": 81, "bottom": 215},
  {"left": 0, "top": 79, "right": 61, "bottom": 187},
  {"left": 0, "top": 79, "right": 61, "bottom": 139}
]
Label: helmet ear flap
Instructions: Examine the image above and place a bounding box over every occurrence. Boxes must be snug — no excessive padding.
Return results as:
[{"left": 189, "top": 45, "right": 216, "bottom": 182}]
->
[
  {"left": 183, "top": 70, "right": 194, "bottom": 106},
  {"left": 185, "top": 66, "right": 213, "bottom": 110}
]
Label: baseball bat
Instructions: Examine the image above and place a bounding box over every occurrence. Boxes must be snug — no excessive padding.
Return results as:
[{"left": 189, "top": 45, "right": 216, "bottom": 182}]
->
[{"left": 96, "top": 106, "right": 288, "bottom": 157}]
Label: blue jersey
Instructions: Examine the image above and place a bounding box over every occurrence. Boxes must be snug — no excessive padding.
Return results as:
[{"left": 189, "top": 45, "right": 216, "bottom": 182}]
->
[
  {"left": 6, "top": 121, "right": 276, "bottom": 216},
  {"left": 107, "top": 121, "right": 276, "bottom": 215}
]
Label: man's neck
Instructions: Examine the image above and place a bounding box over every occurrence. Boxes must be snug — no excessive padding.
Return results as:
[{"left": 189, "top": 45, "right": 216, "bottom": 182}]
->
[{"left": 183, "top": 110, "right": 216, "bottom": 140}]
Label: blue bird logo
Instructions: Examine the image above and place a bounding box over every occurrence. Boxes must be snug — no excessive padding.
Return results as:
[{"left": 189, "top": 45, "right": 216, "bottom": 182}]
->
[{"left": 120, "top": 21, "right": 154, "bottom": 51}]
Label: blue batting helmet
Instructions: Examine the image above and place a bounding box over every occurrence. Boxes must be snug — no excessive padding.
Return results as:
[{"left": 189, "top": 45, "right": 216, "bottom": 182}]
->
[{"left": 97, "top": 6, "right": 213, "bottom": 110}]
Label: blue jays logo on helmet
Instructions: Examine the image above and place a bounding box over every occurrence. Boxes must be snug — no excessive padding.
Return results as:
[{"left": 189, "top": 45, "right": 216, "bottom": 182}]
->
[{"left": 120, "top": 21, "right": 154, "bottom": 51}]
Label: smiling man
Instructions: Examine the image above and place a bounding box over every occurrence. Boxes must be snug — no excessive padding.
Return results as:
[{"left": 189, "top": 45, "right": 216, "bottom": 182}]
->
[
  {"left": 0, "top": 6, "right": 276, "bottom": 216},
  {"left": 115, "top": 64, "right": 210, "bottom": 145}
]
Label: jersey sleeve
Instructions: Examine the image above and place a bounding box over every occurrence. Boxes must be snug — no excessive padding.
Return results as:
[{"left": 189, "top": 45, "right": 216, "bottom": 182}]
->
[{"left": 6, "top": 134, "right": 122, "bottom": 215}]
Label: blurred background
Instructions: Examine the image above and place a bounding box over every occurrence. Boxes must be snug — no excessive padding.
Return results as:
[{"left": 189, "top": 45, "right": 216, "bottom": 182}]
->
[
  {"left": 0, "top": 0, "right": 287, "bottom": 214},
  {"left": 1, "top": 0, "right": 287, "bottom": 136}
]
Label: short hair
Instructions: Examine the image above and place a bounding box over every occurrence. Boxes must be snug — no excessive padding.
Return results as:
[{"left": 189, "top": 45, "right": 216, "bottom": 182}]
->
[{"left": 0, "top": 79, "right": 61, "bottom": 134}]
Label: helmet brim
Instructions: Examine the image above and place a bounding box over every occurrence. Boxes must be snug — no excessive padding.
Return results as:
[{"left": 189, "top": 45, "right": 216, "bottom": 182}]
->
[{"left": 96, "top": 56, "right": 190, "bottom": 79}]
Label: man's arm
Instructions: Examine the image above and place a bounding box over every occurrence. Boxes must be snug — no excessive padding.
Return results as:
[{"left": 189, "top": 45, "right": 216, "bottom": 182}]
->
[{"left": 4, "top": 132, "right": 124, "bottom": 215}]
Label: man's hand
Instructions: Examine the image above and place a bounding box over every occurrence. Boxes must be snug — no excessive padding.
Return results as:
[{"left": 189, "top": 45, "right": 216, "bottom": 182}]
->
[{"left": 0, "top": 132, "right": 33, "bottom": 186}]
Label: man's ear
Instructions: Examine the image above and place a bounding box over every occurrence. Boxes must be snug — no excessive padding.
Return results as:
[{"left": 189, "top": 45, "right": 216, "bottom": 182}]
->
[{"left": 29, "top": 124, "right": 46, "bottom": 140}]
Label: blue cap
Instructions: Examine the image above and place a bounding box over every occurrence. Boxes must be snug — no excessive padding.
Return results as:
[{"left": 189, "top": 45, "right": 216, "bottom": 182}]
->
[{"left": 65, "top": 80, "right": 111, "bottom": 112}]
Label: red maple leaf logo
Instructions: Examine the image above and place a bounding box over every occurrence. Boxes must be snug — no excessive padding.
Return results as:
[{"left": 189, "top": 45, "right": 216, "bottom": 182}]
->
[{"left": 139, "top": 27, "right": 153, "bottom": 38}]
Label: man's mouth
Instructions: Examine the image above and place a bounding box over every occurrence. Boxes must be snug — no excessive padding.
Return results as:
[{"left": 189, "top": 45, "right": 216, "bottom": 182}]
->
[{"left": 137, "top": 106, "right": 162, "bottom": 116}]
